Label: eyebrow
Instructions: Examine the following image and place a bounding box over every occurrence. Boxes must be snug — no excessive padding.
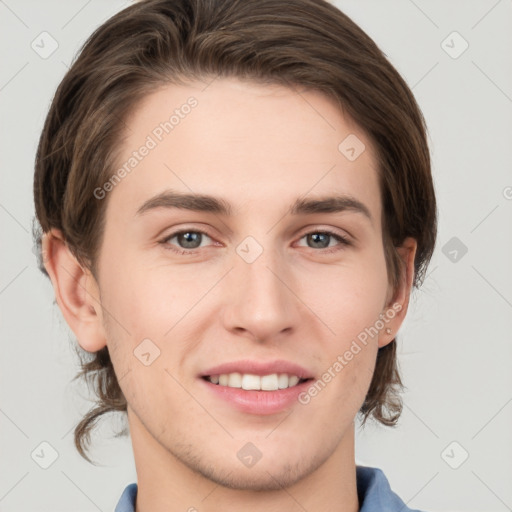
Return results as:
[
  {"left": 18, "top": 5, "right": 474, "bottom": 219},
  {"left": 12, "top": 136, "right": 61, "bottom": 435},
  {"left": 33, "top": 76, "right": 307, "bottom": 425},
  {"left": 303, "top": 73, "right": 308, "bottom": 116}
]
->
[{"left": 135, "top": 189, "right": 373, "bottom": 224}]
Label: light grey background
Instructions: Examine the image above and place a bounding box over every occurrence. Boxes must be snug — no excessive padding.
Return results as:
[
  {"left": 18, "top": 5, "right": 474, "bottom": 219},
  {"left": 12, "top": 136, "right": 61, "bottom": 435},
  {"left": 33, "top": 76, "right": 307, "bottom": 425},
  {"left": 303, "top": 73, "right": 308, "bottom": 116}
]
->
[{"left": 1, "top": 1, "right": 511, "bottom": 511}]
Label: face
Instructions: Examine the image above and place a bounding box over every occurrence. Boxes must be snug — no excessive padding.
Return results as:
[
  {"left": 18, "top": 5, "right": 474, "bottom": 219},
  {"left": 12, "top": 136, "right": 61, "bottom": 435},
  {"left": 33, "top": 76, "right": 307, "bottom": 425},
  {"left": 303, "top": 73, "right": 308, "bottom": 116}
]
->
[{"left": 92, "top": 77, "right": 398, "bottom": 490}]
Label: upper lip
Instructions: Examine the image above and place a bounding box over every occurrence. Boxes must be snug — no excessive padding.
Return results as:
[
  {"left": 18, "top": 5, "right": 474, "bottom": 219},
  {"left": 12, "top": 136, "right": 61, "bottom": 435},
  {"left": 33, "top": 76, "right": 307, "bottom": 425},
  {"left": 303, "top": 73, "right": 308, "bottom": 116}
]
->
[{"left": 200, "top": 359, "right": 314, "bottom": 379}]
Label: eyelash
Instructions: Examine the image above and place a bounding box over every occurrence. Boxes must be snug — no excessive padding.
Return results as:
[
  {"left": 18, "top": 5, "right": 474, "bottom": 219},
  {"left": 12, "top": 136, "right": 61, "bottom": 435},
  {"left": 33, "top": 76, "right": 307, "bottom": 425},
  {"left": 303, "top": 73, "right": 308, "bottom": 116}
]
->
[{"left": 158, "top": 228, "right": 351, "bottom": 256}]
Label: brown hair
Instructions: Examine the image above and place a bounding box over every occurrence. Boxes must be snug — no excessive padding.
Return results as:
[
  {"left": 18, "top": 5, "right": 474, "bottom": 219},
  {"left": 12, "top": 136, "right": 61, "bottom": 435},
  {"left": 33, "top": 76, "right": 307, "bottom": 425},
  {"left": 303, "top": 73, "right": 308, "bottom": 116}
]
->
[{"left": 33, "top": 0, "right": 437, "bottom": 463}]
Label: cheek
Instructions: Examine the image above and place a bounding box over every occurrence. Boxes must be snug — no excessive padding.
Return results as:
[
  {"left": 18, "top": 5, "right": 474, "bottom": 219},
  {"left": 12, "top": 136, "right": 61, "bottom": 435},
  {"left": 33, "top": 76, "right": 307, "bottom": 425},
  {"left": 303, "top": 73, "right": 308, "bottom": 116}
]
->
[
  {"left": 306, "top": 251, "right": 389, "bottom": 336},
  {"left": 97, "top": 250, "right": 178, "bottom": 336},
  {"left": 96, "top": 260, "right": 192, "bottom": 419},
  {"left": 302, "top": 249, "right": 387, "bottom": 399}
]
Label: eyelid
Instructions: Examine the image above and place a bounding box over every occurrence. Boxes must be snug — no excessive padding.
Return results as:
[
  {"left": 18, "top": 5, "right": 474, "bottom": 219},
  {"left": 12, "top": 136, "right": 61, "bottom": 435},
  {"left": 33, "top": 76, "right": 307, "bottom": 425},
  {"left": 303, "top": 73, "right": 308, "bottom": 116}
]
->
[
  {"left": 159, "top": 223, "right": 352, "bottom": 241},
  {"left": 296, "top": 224, "right": 352, "bottom": 241},
  {"left": 158, "top": 224, "right": 353, "bottom": 255},
  {"left": 158, "top": 224, "right": 218, "bottom": 243},
  {"left": 159, "top": 226, "right": 217, "bottom": 250}
]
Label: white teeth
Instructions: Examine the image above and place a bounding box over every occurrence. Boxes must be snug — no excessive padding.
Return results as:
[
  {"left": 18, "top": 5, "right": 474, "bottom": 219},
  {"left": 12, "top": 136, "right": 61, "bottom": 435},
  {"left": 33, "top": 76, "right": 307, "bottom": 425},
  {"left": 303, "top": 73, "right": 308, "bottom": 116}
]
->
[
  {"left": 261, "top": 374, "right": 278, "bottom": 390},
  {"left": 228, "top": 372, "right": 242, "bottom": 388},
  {"left": 242, "top": 374, "right": 260, "bottom": 390},
  {"left": 206, "top": 372, "right": 305, "bottom": 391},
  {"left": 278, "top": 373, "right": 289, "bottom": 389},
  {"left": 288, "top": 375, "right": 300, "bottom": 387}
]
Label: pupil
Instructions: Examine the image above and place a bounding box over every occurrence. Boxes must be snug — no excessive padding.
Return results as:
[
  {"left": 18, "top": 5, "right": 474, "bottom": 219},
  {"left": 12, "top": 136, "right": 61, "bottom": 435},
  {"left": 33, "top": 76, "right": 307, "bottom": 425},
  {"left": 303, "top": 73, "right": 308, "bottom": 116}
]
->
[
  {"left": 310, "top": 233, "right": 328, "bottom": 248},
  {"left": 180, "top": 232, "right": 201, "bottom": 248}
]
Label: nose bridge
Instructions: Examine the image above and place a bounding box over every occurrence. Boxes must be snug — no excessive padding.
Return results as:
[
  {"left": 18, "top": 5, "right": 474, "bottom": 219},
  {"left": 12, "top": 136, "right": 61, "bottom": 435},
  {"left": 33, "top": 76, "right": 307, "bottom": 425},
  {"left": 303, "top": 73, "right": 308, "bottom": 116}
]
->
[
  {"left": 239, "top": 233, "right": 287, "bottom": 303},
  {"left": 225, "top": 233, "right": 299, "bottom": 338}
]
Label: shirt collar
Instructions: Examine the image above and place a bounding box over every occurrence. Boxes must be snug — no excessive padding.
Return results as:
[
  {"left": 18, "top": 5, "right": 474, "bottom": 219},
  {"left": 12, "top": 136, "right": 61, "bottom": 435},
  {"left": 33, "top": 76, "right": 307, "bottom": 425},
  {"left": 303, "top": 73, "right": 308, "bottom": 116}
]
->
[{"left": 356, "top": 465, "right": 424, "bottom": 511}]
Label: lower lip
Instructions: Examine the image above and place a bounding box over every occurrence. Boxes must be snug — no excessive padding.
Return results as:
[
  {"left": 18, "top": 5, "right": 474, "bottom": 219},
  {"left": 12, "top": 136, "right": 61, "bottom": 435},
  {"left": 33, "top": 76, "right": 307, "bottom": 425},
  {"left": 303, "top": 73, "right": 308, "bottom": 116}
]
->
[{"left": 199, "top": 377, "right": 313, "bottom": 415}]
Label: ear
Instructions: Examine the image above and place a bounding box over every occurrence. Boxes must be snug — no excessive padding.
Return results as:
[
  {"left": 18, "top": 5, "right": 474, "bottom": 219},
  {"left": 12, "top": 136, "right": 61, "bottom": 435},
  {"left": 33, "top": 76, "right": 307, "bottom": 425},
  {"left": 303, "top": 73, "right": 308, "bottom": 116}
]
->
[
  {"left": 42, "top": 228, "right": 107, "bottom": 352},
  {"left": 378, "top": 236, "right": 417, "bottom": 348}
]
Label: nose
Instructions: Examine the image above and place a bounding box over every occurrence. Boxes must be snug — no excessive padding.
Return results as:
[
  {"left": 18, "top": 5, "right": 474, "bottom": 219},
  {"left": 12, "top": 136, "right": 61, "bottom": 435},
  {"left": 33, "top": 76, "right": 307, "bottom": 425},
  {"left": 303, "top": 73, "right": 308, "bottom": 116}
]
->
[{"left": 221, "top": 243, "right": 302, "bottom": 342}]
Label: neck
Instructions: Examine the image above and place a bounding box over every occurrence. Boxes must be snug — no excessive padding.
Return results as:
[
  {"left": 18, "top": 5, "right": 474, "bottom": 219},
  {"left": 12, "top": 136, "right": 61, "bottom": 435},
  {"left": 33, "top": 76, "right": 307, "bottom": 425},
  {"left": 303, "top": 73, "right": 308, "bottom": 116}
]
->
[{"left": 129, "top": 408, "right": 359, "bottom": 512}]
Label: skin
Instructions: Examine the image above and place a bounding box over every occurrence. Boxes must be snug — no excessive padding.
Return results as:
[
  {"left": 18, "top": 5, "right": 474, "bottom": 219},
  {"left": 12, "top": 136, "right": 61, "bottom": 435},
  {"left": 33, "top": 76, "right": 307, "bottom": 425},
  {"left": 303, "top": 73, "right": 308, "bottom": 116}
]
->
[{"left": 43, "top": 77, "right": 417, "bottom": 512}]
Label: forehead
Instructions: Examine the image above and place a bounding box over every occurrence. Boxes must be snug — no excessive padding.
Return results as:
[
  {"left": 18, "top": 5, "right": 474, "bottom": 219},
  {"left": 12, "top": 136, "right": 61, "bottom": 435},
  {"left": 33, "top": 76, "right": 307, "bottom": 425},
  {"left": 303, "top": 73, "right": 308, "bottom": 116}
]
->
[{"left": 106, "top": 77, "right": 381, "bottom": 224}]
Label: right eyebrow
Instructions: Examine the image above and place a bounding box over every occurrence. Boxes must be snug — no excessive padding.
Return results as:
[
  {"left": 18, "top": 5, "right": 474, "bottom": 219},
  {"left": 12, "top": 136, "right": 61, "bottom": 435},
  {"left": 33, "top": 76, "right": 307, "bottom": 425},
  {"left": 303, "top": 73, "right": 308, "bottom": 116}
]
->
[{"left": 135, "top": 190, "right": 232, "bottom": 217}]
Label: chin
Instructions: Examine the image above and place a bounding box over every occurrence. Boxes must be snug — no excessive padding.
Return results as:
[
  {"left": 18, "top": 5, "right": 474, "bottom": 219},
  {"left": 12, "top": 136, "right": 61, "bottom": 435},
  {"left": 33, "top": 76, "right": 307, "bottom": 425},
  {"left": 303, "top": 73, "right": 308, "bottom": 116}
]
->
[
  {"left": 175, "top": 442, "right": 324, "bottom": 492},
  {"left": 199, "top": 462, "right": 309, "bottom": 491}
]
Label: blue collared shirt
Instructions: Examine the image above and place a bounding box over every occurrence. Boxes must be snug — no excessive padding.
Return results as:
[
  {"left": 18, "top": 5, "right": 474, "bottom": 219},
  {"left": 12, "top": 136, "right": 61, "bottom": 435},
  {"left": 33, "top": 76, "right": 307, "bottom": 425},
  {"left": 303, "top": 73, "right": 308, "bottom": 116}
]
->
[{"left": 114, "top": 465, "right": 425, "bottom": 511}]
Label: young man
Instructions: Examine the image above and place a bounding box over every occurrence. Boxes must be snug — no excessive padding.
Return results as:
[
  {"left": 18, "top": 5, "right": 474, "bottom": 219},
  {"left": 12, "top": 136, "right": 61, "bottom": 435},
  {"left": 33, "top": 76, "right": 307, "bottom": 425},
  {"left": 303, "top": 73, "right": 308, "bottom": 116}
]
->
[{"left": 33, "top": 0, "right": 437, "bottom": 510}]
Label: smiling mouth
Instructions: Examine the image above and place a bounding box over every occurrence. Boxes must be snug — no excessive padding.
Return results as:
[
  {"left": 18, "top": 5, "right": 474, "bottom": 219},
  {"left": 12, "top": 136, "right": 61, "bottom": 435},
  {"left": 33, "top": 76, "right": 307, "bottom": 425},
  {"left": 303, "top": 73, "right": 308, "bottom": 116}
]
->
[{"left": 202, "top": 373, "right": 313, "bottom": 391}]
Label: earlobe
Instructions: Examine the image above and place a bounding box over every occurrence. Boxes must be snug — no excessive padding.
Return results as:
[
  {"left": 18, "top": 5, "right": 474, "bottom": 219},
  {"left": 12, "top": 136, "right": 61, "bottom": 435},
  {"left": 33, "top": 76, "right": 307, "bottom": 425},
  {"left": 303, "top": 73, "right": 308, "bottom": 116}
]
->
[
  {"left": 378, "top": 236, "right": 417, "bottom": 348},
  {"left": 42, "top": 229, "right": 107, "bottom": 353}
]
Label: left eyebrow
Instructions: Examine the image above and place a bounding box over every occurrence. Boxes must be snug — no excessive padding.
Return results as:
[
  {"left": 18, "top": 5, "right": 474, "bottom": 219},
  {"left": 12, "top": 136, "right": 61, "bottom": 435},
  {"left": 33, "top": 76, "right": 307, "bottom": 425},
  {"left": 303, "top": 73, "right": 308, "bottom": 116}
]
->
[
  {"left": 135, "top": 189, "right": 373, "bottom": 225},
  {"left": 290, "top": 195, "right": 373, "bottom": 224}
]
